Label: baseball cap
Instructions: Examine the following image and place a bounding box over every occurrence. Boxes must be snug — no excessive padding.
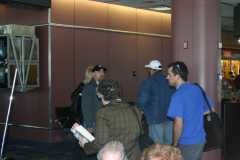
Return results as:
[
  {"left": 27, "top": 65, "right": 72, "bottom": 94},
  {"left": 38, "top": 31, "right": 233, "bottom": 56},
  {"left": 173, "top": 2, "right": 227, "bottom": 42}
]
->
[
  {"left": 92, "top": 64, "right": 107, "bottom": 72},
  {"left": 145, "top": 60, "right": 162, "bottom": 70}
]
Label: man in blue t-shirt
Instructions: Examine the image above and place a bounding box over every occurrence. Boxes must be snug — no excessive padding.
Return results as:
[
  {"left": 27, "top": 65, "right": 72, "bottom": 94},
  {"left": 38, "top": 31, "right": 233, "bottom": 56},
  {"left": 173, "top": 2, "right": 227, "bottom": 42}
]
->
[{"left": 166, "top": 61, "right": 213, "bottom": 160}]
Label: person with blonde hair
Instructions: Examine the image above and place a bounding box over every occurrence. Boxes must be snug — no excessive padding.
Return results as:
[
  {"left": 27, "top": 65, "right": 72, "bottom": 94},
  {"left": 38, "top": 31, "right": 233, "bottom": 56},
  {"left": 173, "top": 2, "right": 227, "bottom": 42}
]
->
[
  {"left": 81, "top": 64, "right": 107, "bottom": 129},
  {"left": 71, "top": 65, "right": 94, "bottom": 124},
  {"left": 140, "top": 143, "right": 182, "bottom": 160},
  {"left": 71, "top": 65, "right": 95, "bottom": 160},
  {"left": 97, "top": 141, "right": 128, "bottom": 160},
  {"left": 83, "top": 65, "right": 94, "bottom": 84}
]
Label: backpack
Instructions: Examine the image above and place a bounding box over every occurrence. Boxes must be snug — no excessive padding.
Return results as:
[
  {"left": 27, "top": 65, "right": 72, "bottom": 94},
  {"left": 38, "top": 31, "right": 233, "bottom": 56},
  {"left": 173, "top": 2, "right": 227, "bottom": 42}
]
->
[{"left": 71, "top": 82, "right": 85, "bottom": 123}]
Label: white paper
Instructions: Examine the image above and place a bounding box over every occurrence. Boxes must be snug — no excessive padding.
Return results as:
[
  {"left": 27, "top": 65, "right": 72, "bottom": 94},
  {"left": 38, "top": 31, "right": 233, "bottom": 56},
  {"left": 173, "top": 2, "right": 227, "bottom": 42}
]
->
[{"left": 71, "top": 124, "right": 95, "bottom": 142}]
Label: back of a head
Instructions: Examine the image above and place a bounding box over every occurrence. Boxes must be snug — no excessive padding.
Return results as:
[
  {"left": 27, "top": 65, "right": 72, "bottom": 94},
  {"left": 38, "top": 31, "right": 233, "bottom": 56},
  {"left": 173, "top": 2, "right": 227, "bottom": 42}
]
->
[
  {"left": 140, "top": 143, "right": 182, "bottom": 160},
  {"left": 97, "top": 80, "right": 121, "bottom": 101},
  {"left": 97, "top": 141, "right": 127, "bottom": 160}
]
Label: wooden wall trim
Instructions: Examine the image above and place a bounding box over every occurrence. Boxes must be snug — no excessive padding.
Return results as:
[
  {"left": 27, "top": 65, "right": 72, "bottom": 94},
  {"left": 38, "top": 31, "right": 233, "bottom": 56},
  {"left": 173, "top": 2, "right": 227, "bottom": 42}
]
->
[
  {"left": 0, "top": 122, "right": 49, "bottom": 130},
  {"left": 34, "top": 23, "right": 172, "bottom": 38}
]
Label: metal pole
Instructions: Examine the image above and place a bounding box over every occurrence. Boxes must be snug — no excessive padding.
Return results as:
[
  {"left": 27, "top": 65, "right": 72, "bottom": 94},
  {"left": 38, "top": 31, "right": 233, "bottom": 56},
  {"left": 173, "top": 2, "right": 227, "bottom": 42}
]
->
[{"left": 0, "top": 68, "right": 18, "bottom": 159}]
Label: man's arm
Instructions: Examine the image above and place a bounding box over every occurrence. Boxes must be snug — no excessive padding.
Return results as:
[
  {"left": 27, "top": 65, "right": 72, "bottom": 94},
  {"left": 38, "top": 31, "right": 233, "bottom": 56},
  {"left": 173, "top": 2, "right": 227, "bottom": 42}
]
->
[
  {"left": 83, "top": 109, "right": 109, "bottom": 155},
  {"left": 137, "top": 80, "right": 150, "bottom": 110},
  {"left": 173, "top": 117, "right": 183, "bottom": 146},
  {"left": 81, "top": 85, "right": 95, "bottom": 127}
]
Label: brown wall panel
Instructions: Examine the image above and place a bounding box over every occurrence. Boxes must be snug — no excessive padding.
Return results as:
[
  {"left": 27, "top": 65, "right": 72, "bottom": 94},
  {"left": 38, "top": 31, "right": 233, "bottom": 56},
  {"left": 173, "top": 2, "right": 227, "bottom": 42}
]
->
[
  {"left": 161, "top": 38, "right": 173, "bottom": 70},
  {"left": 161, "top": 14, "right": 172, "bottom": 35},
  {"left": 74, "top": 30, "right": 108, "bottom": 86},
  {"left": 52, "top": 27, "right": 75, "bottom": 108},
  {"left": 0, "top": 4, "right": 7, "bottom": 24},
  {"left": 0, "top": 4, "right": 48, "bottom": 25},
  {"left": 5, "top": 5, "right": 48, "bottom": 25},
  {"left": 11, "top": 91, "right": 49, "bottom": 126},
  {"left": 108, "top": 33, "right": 137, "bottom": 101},
  {"left": 108, "top": 5, "right": 137, "bottom": 31},
  {"left": 75, "top": 0, "right": 108, "bottom": 28},
  {"left": 137, "top": 9, "right": 171, "bottom": 35},
  {"left": 51, "top": 0, "right": 74, "bottom": 24},
  {"left": 51, "top": 0, "right": 171, "bottom": 36},
  {"left": 137, "top": 36, "right": 165, "bottom": 86}
]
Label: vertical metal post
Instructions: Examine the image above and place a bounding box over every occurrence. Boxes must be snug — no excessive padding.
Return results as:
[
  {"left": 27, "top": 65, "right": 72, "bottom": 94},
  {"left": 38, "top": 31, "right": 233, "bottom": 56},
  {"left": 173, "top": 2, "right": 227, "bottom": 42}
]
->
[
  {"left": 0, "top": 68, "right": 18, "bottom": 159},
  {"left": 48, "top": 8, "right": 53, "bottom": 142}
]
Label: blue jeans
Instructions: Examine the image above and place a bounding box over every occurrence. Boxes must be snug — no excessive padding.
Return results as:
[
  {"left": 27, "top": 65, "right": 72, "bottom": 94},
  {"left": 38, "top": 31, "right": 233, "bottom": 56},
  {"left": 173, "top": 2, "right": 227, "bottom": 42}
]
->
[
  {"left": 179, "top": 143, "right": 205, "bottom": 160},
  {"left": 149, "top": 121, "right": 173, "bottom": 144}
]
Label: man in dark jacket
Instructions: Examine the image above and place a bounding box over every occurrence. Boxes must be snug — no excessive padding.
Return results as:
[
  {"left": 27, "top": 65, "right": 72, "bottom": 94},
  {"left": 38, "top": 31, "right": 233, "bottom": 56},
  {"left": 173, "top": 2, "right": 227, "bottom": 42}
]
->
[
  {"left": 137, "top": 60, "right": 175, "bottom": 144},
  {"left": 81, "top": 64, "right": 106, "bottom": 130}
]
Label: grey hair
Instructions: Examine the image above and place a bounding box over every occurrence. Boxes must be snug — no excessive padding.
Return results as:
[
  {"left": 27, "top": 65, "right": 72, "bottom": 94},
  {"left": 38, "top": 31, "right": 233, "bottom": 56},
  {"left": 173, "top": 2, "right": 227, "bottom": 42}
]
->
[{"left": 97, "top": 141, "right": 128, "bottom": 160}]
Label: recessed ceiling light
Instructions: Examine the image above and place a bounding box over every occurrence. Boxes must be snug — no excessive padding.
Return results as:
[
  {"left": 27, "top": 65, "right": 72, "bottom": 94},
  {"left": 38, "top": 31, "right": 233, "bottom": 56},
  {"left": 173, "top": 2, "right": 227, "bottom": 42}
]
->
[{"left": 150, "top": 6, "right": 171, "bottom": 11}]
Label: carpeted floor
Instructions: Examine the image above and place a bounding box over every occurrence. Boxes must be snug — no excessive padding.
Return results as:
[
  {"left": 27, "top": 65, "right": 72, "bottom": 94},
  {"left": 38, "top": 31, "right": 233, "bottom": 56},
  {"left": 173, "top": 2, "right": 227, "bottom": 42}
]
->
[{"left": 1, "top": 137, "right": 95, "bottom": 160}]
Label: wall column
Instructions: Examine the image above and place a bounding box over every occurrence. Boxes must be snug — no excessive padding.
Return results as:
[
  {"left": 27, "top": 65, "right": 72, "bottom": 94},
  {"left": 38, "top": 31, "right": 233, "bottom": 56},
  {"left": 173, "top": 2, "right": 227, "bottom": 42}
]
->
[{"left": 172, "top": 0, "right": 221, "bottom": 159}]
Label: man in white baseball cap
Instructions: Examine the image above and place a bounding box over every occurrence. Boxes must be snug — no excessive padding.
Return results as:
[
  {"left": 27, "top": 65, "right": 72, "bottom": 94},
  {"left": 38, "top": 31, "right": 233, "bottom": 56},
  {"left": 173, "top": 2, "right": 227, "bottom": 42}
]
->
[{"left": 137, "top": 59, "right": 175, "bottom": 145}]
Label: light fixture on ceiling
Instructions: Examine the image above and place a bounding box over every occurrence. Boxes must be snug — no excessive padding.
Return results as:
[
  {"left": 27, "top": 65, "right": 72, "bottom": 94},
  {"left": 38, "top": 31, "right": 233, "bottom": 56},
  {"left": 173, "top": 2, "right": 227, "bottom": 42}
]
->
[{"left": 150, "top": 6, "right": 171, "bottom": 11}]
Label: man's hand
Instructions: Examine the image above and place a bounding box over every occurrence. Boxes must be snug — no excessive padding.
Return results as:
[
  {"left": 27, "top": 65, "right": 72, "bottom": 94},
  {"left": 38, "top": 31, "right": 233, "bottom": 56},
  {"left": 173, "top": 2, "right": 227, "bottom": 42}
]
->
[
  {"left": 72, "top": 122, "right": 80, "bottom": 129},
  {"left": 71, "top": 122, "right": 88, "bottom": 148},
  {"left": 87, "top": 128, "right": 94, "bottom": 133},
  {"left": 79, "top": 135, "right": 88, "bottom": 148}
]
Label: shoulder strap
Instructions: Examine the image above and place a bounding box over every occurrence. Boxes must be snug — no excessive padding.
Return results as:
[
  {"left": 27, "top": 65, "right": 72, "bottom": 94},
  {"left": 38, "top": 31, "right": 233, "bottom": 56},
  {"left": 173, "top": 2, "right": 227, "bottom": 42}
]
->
[{"left": 194, "top": 83, "right": 213, "bottom": 113}]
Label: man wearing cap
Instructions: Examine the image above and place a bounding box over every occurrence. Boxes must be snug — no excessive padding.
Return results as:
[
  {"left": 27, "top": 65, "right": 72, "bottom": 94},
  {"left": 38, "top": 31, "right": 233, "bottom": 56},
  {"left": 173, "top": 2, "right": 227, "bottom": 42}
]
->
[
  {"left": 81, "top": 64, "right": 107, "bottom": 131},
  {"left": 137, "top": 60, "right": 175, "bottom": 144}
]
